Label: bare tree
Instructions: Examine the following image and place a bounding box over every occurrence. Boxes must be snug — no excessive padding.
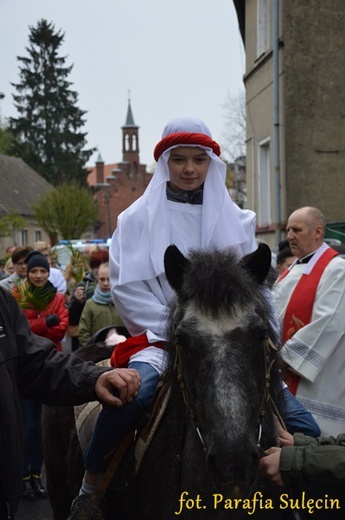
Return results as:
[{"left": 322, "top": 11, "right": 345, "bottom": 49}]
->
[{"left": 221, "top": 90, "right": 246, "bottom": 162}]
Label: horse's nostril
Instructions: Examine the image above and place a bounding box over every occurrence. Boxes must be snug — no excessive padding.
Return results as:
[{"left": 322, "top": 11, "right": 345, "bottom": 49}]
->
[{"left": 206, "top": 443, "right": 260, "bottom": 487}]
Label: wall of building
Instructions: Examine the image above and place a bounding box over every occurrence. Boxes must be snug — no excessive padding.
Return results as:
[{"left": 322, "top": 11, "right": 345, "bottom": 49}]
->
[
  {"left": 244, "top": 0, "right": 286, "bottom": 248},
  {"left": 284, "top": 0, "right": 345, "bottom": 222},
  {"left": 0, "top": 219, "right": 51, "bottom": 259}
]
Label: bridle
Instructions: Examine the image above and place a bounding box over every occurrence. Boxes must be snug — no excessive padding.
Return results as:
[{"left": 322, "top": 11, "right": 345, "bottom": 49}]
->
[
  {"left": 173, "top": 328, "right": 304, "bottom": 517},
  {"left": 256, "top": 336, "right": 279, "bottom": 447},
  {"left": 173, "top": 332, "right": 207, "bottom": 451},
  {"left": 173, "top": 329, "right": 279, "bottom": 452}
]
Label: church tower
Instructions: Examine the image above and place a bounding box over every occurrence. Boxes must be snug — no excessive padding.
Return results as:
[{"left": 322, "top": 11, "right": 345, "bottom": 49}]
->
[
  {"left": 88, "top": 92, "right": 150, "bottom": 240},
  {"left": 121, "top": 91, "right": 140, "bottom": 178}
]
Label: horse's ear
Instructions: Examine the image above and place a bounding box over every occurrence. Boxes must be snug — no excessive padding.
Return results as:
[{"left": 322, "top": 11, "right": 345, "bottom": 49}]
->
[
  {"left": 240, "top": 243, "right": 272, "bottom": 284},
  {"left": 164, "top": 245, "right": 190, "bottom": 292}
]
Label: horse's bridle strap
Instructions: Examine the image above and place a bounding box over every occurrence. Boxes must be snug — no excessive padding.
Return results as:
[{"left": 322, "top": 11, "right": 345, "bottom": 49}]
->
[
  {"left": 173, "top": 331, "right": 279, "bottom": 451},
  {"left": 256, "top": 336, "right": 279, "bottom": 446}
]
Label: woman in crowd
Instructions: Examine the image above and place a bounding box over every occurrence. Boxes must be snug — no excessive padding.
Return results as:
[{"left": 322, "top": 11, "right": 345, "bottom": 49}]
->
[
  {"left": 67, "top": 249, "right": 109, "bottom": 351},
  {"left": 78, "top": 262, "right": 124, "bottom": 347},
  {"left": 12, "top": 250, "right": 68, "bottom": 499}
]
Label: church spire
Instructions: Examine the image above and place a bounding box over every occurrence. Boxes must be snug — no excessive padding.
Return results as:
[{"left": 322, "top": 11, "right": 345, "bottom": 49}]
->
[
  {"left": 124, "top": 89, "right": 136, "bottom": 127},
  {"left": 121, "top": 90, "right": 140, "bottom": 170}
]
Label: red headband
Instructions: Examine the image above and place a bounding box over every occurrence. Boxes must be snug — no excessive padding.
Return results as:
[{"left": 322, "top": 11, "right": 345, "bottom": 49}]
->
[{"left": 153, "top": 132, "right": 221, "bottom": 162}]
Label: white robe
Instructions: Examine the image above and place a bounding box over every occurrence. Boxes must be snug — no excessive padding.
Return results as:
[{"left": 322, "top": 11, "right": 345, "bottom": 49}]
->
[
  {"left": 272, "top": 244, "right": 345, "bottom": 435},
  {"left": 110, "top": 200, "right": 256, "bottom": 376}
]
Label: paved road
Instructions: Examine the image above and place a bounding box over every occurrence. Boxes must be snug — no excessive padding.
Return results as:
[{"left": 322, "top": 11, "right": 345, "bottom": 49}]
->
[{"left": 16, "top": 496, "right": 54, "bottom": 520}]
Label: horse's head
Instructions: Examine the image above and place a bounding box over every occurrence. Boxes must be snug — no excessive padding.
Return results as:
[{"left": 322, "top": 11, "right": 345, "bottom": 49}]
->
[{"left": 164, "top": 244, "right": 280, "bottom": 495}]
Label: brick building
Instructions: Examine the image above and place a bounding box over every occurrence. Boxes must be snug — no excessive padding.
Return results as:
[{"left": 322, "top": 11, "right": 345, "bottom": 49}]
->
[{"left": 88, "top": 100, "right": 151, "bottom": 239}]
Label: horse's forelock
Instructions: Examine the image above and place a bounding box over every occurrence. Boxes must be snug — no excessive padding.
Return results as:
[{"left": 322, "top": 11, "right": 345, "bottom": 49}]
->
[{"left": 177, "top": 249, "right": 263, "bottom": 316}]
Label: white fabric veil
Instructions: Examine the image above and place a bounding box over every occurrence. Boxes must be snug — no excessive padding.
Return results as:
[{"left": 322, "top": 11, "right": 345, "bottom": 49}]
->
[{"left": 113, "top": 116, "right": 256, "bottom": 285}]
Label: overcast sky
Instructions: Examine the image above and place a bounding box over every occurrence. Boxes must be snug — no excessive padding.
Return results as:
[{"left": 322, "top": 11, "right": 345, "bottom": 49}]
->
[{"left": 0, "top": 0, "right": 245, "bottom": 168}]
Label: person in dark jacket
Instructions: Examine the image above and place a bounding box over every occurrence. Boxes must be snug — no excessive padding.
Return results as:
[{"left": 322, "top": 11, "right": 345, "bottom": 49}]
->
[
  {"left": 259, "top": 419, "right": 345, "bottom": 517},
  {"left": 0, "top": 287, "right": 140, "bottom": 520}
]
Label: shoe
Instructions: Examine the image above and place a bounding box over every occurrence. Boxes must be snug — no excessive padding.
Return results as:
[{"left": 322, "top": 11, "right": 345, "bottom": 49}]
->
[
  {"left": 22, "top": 477, "right": 36, "bottom": 500},
  {"left": 67, "top": 492, "right": 107, "bottom": 520},
  {"left": 30, "top": 474, "right": 47, "bottom": 499}
]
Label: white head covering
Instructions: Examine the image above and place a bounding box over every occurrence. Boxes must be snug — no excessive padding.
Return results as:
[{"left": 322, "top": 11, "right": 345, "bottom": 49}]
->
[{"left": 113, "top": 116, "right": 256, "bottom": 285}]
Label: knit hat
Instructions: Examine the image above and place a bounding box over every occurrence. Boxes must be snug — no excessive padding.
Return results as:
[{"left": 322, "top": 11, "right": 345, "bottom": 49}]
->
[{"left": 25, "top": 251, "right": 50, "bottom": 273}]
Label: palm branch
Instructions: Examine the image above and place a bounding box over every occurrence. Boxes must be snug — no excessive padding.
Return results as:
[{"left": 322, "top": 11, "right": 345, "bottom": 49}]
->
[
  {"left": 65, "top": 244, "right": 90, "bottom": 284},
  {"left": 14, "top": 281, "right": 54, "bottom": 311}
]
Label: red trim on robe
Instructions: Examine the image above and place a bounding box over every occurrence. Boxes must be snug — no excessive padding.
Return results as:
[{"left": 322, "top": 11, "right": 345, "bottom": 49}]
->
[
  {"left": 278, "top": 248, "right": 339, "bottom": 395},
  {"left": 110, "top": 334, "right": 166, "bottom": 368}
]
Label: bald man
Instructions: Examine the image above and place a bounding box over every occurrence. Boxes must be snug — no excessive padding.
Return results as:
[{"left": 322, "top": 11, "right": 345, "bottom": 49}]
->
[{"left": 273, "top": 206, "right": 345, "bottom": 436}]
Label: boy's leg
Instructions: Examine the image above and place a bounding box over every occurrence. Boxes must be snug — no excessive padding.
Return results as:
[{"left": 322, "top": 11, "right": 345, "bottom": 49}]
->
[
  {"left": 83, "top": 361, "right": 159, "bottom": 475},
  {"left": 279, "top": 387, "right": 321, "bottom": 437}
]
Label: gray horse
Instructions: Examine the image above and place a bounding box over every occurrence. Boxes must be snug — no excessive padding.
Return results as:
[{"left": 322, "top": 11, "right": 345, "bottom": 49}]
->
[{"left": 45, "top": 244, "right": 294, "bottom": 519}]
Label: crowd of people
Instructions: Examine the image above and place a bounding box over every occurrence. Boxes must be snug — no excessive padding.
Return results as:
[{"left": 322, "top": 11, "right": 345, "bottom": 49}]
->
[
  {"left": 1, "top": 116, "right": 345, "bottom": 519},
  {"left": 0, "top": 241, "right": 125, "bottom": 509}
]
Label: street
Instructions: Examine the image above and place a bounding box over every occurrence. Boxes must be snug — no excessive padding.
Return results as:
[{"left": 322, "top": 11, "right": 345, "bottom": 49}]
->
[{"left": 15, "top": 471, "right": 53, "bottom": 520}]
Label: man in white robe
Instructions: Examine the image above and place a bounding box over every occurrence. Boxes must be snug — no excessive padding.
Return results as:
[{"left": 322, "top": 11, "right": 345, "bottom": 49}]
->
[{"left": 272, "top": 206, "right": 345, "bottom": 435}]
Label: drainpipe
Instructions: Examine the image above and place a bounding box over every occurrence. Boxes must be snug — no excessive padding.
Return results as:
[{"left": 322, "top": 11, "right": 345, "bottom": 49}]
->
[{"left": 273, "top": 0, "right": 281, "bottom": 244}]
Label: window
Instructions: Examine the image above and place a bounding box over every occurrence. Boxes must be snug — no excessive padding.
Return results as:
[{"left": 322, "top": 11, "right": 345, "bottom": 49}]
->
[
  {"left": 257, "top": 0, "right": 270, "bottom": 57},
  {"left": 34, "top": 230, "right": 41, "bottom": 242},
  {"left": 21, "top": 229, "right": 28, "bottom": 246},
  {"left": 131, "top": 134, "right": 137, "bottom": 151},
  {"left": 257, "top": 139, "right": 271, "bottom": 227}
]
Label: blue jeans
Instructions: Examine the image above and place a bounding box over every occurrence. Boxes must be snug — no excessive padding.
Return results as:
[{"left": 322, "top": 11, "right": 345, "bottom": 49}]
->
[
  {"left": 21, "top": 398, "right": 44, "bottom": 476},
  {"left": 84, "top": 361, "right": 160, "bottom": 474},
  {"left": 279, "top": 387, "right": 321, "bottom": 437}
]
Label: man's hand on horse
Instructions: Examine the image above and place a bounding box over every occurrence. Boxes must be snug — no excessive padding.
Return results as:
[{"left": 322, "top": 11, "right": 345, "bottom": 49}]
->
[
  {"left": 259, "top": 447, "right": 284, "bottom": 486},
  {"left": 95, "top": 368, "right": 141, "bottom": 407}
]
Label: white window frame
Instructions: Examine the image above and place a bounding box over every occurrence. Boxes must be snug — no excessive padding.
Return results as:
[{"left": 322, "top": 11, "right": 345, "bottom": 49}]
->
[
  {"left": 257, "top": 138, "right": 271, "bottom": 227},
  {"left": 257, "top": 0, "right": 270, "bottom": 57}
]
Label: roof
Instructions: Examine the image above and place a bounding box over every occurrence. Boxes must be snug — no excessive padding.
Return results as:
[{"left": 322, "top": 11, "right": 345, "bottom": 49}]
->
[
  {"left": 122, "top": 100, "right": 138, "bottom": 128},
  {"left": 233, "top": 0, "right": 245, "bottom": 43},
  {"left": 0, "top": 154, "right": 54, "bottom": 217},
  {"left": 87, "top": 162, "right": 121, "bottom": 186}
]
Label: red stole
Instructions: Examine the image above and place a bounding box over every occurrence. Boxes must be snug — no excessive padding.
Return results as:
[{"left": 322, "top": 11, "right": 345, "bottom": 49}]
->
[
  {"left": 278, "top": 247, "right": 338, "bottom": 395},
  {"left": 110, "top": 334, "right": 166, "bottom": 368}
]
